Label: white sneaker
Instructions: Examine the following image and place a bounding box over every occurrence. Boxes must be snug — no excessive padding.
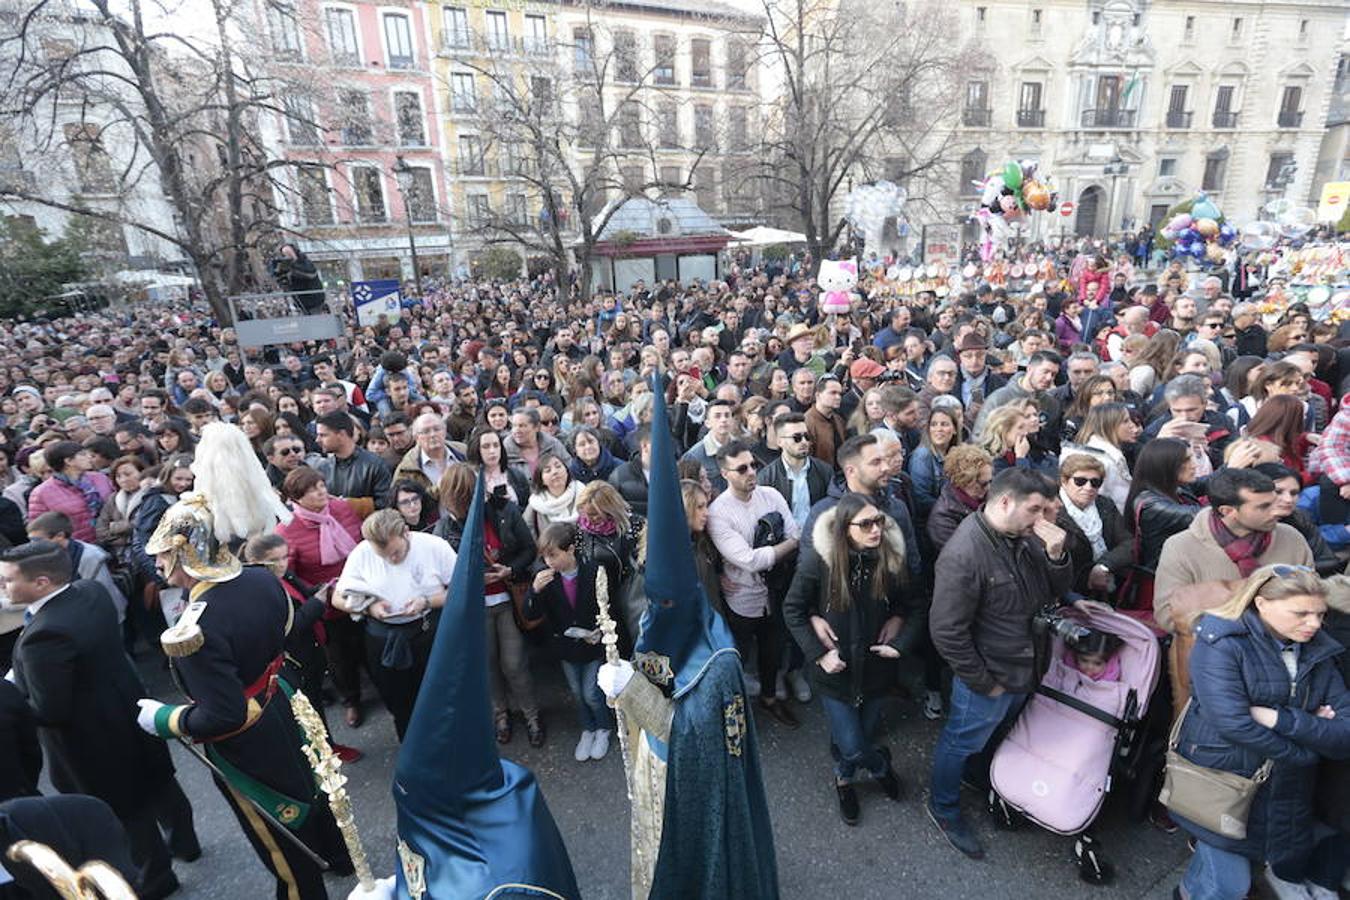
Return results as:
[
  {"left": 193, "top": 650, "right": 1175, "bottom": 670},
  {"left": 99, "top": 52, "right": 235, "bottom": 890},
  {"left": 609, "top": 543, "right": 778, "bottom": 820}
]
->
[
  {"left": 787, "top": 669, "right": 812, "bottom": 703},
  {"left": 1304, "top": 882, "right": 1337, "bottom": 900},
  {"left": 589, "top": 729, "right": 611, "bottom": 760},
  {"left": 574, "top": 730, "right": 595, "bottom": 762},
  {"left": 1264, "top": 865, "right": 1314, "bottom": 900},
  {"left": 774, "top": 672, "right": 789, "bottom": 701},
  {"left": 744, "top": 672, "right": 761, "bottom": 698}
]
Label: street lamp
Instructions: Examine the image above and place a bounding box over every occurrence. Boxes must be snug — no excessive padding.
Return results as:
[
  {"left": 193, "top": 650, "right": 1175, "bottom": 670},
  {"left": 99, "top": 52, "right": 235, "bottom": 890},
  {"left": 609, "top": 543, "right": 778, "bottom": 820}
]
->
[{"left": 391, "top": 154, "right": 423, "bottom": 297}]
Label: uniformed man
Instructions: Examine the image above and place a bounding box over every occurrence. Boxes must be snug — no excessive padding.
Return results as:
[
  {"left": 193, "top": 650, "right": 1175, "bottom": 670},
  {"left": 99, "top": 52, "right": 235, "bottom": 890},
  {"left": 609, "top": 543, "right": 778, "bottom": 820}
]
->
[{"left": 133, "top": 495, "right": 352, "bottom": 899}]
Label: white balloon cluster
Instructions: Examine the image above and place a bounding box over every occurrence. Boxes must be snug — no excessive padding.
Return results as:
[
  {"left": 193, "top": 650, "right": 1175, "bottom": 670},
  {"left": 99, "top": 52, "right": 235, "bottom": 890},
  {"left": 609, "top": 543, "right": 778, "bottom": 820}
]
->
[
  {"left": 1262, "top": 199, "right": 1318, "bottom": 239},
  {"left": 843, "top": 181, "right": 908, "bottom": 233}
]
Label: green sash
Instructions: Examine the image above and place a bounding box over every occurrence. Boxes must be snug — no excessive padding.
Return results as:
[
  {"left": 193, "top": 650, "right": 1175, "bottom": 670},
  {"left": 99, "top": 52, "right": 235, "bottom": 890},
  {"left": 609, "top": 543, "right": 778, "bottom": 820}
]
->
[
  {"left": 205, "top": 744, "right": 312, "bottom": 830},
  {"left": 203, "top": 676, "right": 320, "bottom": 832}
]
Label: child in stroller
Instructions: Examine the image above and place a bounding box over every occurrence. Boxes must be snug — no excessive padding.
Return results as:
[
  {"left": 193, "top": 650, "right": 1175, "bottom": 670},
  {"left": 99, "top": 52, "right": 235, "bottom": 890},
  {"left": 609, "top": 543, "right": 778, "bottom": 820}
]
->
[{"left": 990, "top": 601, "right": 1162, "bottom": 884}]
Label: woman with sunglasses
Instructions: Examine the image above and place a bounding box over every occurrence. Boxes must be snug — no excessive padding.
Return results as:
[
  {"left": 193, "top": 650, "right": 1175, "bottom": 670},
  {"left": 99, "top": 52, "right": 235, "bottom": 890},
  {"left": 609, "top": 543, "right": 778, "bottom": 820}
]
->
[
  {"left": 1059, "top": 374, "right": 1119, "bottom": 447},
  {"left": 783, "top": 491, "right": 923, "bottom": 825},
  {"left": 1171, "top": 565, "right": 1349, "bottom": 900},
  {"left": 1055, "top": 454, "right": 1131, "bottom": 596}
]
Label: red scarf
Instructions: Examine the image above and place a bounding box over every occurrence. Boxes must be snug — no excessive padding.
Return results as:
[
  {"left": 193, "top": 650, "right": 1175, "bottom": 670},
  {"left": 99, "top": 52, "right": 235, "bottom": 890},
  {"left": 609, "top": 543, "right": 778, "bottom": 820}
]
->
[{"left": 1207, "top": 512, "right": 1272, "bottom": 577}]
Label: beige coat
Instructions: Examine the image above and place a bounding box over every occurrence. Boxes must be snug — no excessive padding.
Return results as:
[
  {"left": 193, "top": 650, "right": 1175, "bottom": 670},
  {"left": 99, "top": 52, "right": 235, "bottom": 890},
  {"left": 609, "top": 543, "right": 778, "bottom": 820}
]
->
[{"left": 1153, "top": 507, "right": 1313, "bottom": 634}]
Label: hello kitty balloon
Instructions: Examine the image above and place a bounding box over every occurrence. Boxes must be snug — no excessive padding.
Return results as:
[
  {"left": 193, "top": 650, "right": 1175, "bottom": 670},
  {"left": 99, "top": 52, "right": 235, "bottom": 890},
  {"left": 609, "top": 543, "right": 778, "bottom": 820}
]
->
[{"left": 817, "top": 258, "right": 858, "bottom": 315}]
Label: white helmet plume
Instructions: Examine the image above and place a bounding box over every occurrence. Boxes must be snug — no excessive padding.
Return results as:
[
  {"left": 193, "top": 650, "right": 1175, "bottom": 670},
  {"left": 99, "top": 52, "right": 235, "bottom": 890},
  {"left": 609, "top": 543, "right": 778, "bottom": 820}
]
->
[{"left": 190, "top": 421, "right": 293, "bottom": 541}]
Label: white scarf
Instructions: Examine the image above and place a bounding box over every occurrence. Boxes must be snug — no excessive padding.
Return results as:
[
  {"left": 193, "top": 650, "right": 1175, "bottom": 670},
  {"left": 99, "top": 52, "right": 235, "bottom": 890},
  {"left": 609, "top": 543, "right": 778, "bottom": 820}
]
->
[
  {"left": 1060, "top": 487, "right": 1106, "bottom": 558},
  {"left": 527, "top": 479, "right": 580, "bottom": 525}
]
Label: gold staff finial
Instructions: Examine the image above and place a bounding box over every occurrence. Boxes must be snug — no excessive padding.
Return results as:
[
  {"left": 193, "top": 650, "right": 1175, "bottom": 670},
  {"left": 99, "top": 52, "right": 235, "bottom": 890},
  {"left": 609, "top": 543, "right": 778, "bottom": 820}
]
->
[
  {"left": 5, "top": 840, "right": 138, "bottom": 900},
  {"left": 288, "top": 689, "right": 375, "bottom": 892}
]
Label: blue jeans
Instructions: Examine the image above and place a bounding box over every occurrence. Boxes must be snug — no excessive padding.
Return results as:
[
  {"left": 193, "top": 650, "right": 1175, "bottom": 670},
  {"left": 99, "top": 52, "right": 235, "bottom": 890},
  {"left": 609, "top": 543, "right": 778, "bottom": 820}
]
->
[
  {"left": 821, "top": 694, "right": 887, "bottom": 782},
  {"left": 560, "top": 659, "right": 613, "bottom": 732},
  {"left": 1181, "top": 841, "right": 1251, "bottom": 900},
  {"left": 928, "top": 677, "right": 1024, "bottom": 821}
]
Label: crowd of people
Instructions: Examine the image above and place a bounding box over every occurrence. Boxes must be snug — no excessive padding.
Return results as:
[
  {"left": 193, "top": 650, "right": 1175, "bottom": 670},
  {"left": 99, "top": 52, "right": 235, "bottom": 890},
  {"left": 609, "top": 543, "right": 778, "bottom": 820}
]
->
[{"left": 0, "top": 234, "right": 1347, "bottom": 900}]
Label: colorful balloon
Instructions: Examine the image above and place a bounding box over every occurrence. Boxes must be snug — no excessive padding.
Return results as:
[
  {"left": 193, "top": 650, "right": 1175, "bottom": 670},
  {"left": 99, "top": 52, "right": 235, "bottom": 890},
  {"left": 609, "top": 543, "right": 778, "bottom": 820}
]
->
[
  {"left": 1192, "top": 198, "right": 1221, "bottom": 221},
  {"left": 1195, "top": 218, "right": 1220, "bottom": 239},
  {"left": 1022, "top": 181, "right": 1051, "bottom": 211},
  {"left": 1002, "top": 162, "right": 1023, "bottom": 192}
]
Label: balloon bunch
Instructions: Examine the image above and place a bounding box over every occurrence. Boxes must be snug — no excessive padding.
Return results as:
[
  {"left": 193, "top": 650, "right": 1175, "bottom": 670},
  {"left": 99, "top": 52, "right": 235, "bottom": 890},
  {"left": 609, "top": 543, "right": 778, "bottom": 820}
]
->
[
  {"left": 978, "top": 160, "right": 1059, "bottom": 217},
  {"left": 843, "top": 181, "right": 907, "bottom": 234},
  {"left": 1263, "top": 199, "right": 1318, "bottom": 240},
  {"left": 1157, "top": 193, "right": 1236, "bottom": 263},
  {"left": 973, "top": 161, "right": 1057, "bottom": 262}
]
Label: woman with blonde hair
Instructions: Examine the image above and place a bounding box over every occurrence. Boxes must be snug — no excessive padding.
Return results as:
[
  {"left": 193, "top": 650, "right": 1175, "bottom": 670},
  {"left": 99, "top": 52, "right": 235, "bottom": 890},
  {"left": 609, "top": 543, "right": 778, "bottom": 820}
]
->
[
  {"left": 1172, "top": 565, "right": 1350, "bottom": 900},
  {"left": 847, "top": 387, "right": 887, "bottom": 438},
  {"left": 1066, "top": 402, "right": 1140, "bottom": 513},
  {"left": 980, "top": 401, "right": 1055, "bottom": 475}
]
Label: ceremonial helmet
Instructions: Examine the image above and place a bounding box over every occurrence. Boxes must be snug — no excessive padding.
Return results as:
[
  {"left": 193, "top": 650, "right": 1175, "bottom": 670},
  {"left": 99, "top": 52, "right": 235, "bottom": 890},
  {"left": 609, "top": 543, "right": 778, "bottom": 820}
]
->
[{"left": 144, "top": 491, "right": 242, "bottom": 583}]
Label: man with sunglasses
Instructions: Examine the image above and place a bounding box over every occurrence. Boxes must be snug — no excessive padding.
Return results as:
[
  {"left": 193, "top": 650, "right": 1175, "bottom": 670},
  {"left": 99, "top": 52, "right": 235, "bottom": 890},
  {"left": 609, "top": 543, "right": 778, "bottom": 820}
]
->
[
  {"left": 264, "top": 435, "right": 309, "bottom": 490},
  {"left": 707, "top": 441, "right": 801, "bottom": 727}
]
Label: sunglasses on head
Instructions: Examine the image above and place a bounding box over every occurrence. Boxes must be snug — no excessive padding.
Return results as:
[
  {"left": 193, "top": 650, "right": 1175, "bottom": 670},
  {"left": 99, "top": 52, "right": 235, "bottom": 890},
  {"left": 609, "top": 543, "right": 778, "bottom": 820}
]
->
[{"left": 1070, "top": 475, "right": 1104, "bottom": 488}]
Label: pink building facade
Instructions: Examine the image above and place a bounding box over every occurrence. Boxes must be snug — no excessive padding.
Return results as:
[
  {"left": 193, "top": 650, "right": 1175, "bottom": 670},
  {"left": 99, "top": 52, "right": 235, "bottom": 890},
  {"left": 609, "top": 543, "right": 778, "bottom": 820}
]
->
[{"left": 262, "top": 0, "right": 451, "bottom": 287}]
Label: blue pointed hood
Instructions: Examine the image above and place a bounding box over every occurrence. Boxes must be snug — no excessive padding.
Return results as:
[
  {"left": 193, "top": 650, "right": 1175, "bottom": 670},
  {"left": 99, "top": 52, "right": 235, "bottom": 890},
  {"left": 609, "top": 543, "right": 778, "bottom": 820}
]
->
[
  {"left": 635, "top": 375, "right": 736, "bottom": 699},
  {"left": 392, "top": 473, "right": 579, "bottom": 899}
]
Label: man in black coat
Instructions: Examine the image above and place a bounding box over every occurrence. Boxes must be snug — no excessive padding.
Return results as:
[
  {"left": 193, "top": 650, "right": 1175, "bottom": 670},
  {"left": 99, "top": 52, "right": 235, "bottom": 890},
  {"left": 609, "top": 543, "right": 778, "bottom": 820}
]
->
[
  {"left": 609, "top": 425, "right": 652, "bottom": 517},
  {"left": 757, "top": 412, "right": 831, "bottom": 525},
  {"left": 2, "top": 541, "right": 194, "bottom": 900}
]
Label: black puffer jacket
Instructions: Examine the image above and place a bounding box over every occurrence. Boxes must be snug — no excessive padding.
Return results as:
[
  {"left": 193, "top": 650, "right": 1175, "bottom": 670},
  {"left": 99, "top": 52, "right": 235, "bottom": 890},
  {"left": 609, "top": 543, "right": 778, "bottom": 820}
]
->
[
  {"left": 608, "top": 459, "right": 649, "bottom": 517},
  {"left": 783, "top": 508, "right": 926, "bottom": 706},
  {"left": 433, "top": 499, "right": 535, "bottom": 580},
  {"left": 930, "top": 511, "right": 1073, "bottom": 696}
]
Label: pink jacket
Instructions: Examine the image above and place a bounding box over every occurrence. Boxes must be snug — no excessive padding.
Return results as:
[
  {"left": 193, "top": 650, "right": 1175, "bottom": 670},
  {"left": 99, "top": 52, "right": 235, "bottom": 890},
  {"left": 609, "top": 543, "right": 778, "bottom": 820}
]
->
[
  {"left": 26, "top": 473, "right": 115, "bottom": 543},
  {"left": 1076, "top": 269, "right": 1110, "bottom": 304}
]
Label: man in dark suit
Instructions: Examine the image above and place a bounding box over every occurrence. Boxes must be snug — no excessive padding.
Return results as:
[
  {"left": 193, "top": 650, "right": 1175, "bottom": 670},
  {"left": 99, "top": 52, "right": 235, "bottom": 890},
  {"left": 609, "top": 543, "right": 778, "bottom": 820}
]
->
[{"left": 1, "top": 541, "right": 194, "bottom": 900}]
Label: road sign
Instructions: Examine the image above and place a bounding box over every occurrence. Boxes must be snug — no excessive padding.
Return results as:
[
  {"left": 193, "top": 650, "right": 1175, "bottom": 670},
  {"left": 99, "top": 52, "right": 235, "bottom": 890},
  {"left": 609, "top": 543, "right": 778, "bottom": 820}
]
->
[{"left": 1060, "top": 202, "right": 1076, "bottom": 217}]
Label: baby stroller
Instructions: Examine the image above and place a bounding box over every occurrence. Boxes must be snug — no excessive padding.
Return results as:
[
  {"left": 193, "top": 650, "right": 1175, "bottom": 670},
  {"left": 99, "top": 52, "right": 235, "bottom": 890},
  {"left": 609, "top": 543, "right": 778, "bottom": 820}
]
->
[{"left": 990, "top": 601, "right": 1161, "bottom": 884}]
